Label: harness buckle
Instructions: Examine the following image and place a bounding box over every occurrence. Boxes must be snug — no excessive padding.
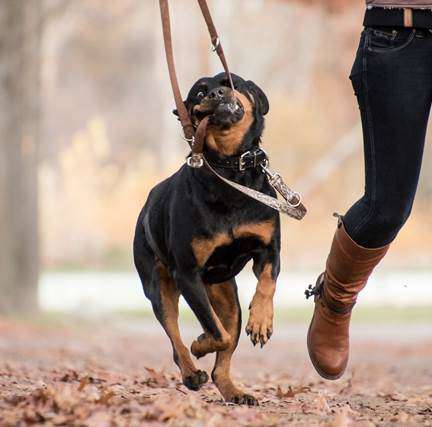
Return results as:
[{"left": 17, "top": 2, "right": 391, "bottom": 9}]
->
[
  {"left": 187, "top": 153, "right": 204, "bottom": 169},
  {"left": 239, "top": 151, "right": 251, "bottom": 171}
]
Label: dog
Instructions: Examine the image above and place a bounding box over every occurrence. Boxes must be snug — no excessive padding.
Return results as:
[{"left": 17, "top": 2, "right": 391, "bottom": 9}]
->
[{"left": 133, "top": 72, "right": 280, "bottom": 405}]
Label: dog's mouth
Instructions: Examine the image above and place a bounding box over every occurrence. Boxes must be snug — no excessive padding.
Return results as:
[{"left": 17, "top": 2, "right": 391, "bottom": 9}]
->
[{"left": 193, "top": 98, "right": 244, "bottom": 128}]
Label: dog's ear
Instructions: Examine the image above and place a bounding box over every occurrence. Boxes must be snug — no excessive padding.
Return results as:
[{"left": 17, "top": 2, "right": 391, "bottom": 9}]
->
[{"left": 246, "top": 81, "right": 269, "bottom": 116}]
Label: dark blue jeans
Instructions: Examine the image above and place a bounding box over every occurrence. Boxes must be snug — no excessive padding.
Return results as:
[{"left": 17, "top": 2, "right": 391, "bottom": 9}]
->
[{"left": 344, "top": 27, "right": 431, "bottom": 248}]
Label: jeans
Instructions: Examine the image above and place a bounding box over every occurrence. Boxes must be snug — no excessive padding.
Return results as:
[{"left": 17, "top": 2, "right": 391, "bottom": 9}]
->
[{"left": 343, "top": 27, "right": 431, "bottom": 248}]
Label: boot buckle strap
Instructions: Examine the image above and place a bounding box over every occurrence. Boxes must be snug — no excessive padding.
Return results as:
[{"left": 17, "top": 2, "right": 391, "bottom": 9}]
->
[
  {"left": 305, "top": 273, "right": 325, "bottom": 299},
  {"left": 305, "top": 273, "right": 355, "bottom": 315}
]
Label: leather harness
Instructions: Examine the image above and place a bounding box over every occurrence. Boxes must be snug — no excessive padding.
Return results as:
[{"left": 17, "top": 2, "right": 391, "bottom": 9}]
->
[{"left": 159, "top": 0, "right": 306, "bottom": 220}]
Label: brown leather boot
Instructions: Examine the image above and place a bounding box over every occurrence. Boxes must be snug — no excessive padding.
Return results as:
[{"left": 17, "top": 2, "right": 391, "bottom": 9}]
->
[{"left": 306, "top": 218, "right": 389, "bottom": 380}]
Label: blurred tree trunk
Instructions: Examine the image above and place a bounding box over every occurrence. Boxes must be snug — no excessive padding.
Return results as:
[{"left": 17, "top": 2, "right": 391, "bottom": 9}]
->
[{"left": 0, "top": 1, "right": 42, "bottom": 313}]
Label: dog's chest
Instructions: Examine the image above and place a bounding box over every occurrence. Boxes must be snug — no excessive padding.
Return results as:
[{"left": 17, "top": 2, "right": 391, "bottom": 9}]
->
[{"left": 191, "top": 218, "right": 275, "bottom": 268}]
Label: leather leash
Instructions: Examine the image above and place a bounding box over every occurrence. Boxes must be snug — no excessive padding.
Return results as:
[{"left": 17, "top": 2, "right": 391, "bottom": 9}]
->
[{"left": 158, "top": 0, "right": 307, "bottom": 220}]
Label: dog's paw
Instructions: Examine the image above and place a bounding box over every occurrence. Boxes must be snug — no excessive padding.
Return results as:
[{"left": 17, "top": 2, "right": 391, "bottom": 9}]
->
[
  {"left": 183, "top": 370, "right": 208, "bottom": 391},
  {"left": 191, "top": 333, "right": 231, "bottom": 359},
  {"left": 245, "top": 302, "right": 273, "bottom": 348},
  {"left": 228, "top": 393, "right": 259, "bottom": 406},
  {"left": 191, "top": 334, "right": 210, "bottom": 359}
]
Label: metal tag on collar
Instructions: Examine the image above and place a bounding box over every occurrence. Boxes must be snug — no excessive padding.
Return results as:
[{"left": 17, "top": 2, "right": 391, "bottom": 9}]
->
[
  {"left": 187, "top": 153, "right": 204, "bottom": 169},
  {"left": 239, "top": 150, "right": 251, "bottom": 171}
]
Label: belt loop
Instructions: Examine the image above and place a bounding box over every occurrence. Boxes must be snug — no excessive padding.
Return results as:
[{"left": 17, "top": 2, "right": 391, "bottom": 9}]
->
[{"left": 404, "top": 8, "right": 413, "bottom": 28}]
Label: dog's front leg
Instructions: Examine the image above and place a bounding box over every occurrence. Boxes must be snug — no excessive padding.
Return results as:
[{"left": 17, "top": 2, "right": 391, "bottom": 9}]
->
[
  {"left": 246, "top": 252, "right": 280, "bottom": 347},
  {"left": 175, "top": 270, "right": 232, "bottom": 358}
]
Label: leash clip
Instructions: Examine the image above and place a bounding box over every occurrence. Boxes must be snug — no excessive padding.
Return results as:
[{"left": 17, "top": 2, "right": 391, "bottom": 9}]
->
[
  {"left": 187, "top": 153, "right": 204, "bottom": 169},
  {"left": 261, "top": 160, "right": 302, "bottom": 208}
]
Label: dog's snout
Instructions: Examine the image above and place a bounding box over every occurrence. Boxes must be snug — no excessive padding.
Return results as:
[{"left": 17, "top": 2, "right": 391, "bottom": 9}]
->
[{"left": 208, "top": 86, "right": 229, "bottom": 101}]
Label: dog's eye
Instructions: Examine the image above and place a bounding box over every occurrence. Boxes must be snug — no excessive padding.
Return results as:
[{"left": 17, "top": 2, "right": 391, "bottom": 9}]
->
[{"left": 197, "top": 91, "right": 205, "bottom": 99}]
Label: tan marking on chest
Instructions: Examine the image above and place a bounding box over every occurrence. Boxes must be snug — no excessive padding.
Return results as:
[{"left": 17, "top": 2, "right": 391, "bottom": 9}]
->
[
  {"left": 192, "top": 233, "right": 233, "bottom": 267},
  {"left": 233, "top": 219, "right": 275, "bottom": 245},
  {"left": 206, "top": 91, "right": 254, "bottom": 156}
]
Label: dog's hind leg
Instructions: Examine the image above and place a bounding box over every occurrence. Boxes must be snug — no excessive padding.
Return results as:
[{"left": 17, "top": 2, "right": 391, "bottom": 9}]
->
[
  {"left": 134, "top": 223, "right": 207, "bottom": 391},
  {"left": 175, "top": 271, "right": 232, "bottom": 358},
  {"left": 153, "top": 262, "right": 208, "bottom": 390},
  {"left": 206, "top": 280, "right": 258, "bottom": 406}
]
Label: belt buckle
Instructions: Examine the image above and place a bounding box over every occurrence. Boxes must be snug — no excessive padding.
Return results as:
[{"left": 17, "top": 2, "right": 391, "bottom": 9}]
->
[{"left": 239, "top": 151, "right": 250, "bottom": 171}]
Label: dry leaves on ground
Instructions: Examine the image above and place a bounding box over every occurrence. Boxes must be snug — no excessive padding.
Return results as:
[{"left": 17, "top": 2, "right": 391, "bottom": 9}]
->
[{"left": 0, "top": 319, "right": 431, "bottom": 426}]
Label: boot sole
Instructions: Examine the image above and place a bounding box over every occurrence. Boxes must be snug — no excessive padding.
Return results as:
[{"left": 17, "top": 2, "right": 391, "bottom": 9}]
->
[{"left": 306, "top": 312, "right": 346, "bottom": 381}]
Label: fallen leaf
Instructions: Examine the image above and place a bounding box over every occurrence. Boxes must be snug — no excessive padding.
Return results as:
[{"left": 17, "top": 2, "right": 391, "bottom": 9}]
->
[
  {"left": 175, "top": 385, "right": 188, "bottom": 395},
  {"left": 302, "top": 393, "right": 331, "bottom": 415},
  {"left": 96, "top": 390, "right": 115, "bottom": 405},
  {"left": 388, "top": 392, "right": 408, "bottom": 402},
  {"left": 339, "top": 370, "right": 356, "bottom": 395},
  {"left": 391, "top": 411, "right": 413, "bottom": 423},
  {"left": 328, "top": 406, "right": 358, "bottom": 427},
  {"left": 276, "top": 385, "right": 311, "bottom": 399},
  {"left": 78, "top": 375, "right": 91, "bottom": 391},
  {"left": 60, "top": 370, "right": 79, "bottom": 382},
  {"left": 144, "top": 367, "right": 169, "bottom": 388}
]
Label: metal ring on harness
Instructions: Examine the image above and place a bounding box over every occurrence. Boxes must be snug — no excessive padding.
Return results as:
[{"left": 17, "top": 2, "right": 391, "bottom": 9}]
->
[
  {"left": 211, "top": 37, "right": 220, "bottom": 52},
  {"left": 183, "top": 135, "right": 195, "bottom": 145},
  {"left": 187, "top": 154, "right": 204, "bottom": 169}
]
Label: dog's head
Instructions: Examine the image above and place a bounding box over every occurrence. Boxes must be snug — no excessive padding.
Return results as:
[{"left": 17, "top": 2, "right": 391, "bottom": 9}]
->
[{"left": 174, "top": 73, "right": 269, "bottom": 156}]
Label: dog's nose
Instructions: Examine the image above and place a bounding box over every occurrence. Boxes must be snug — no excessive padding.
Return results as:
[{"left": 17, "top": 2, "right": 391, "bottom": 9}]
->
[{"left": 208, "top": 86, "right": 230, "bottom": 101}]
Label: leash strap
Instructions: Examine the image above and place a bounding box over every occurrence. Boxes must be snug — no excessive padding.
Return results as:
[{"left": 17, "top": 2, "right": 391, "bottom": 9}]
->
[
  {"left": 204, "top": 159, "right": 307, "bottom": 220},
  {"left": 159, "top": 0, "right": 233, "bottom": 144},
  {"left": 159, "top": 0, "right": 307, "bottom": 220},
  {"left": 159, "top": 0, "right": 194, "bottom": 142},
  {"left": 196, "top": 0, "right": 234, "bottom": 90}
]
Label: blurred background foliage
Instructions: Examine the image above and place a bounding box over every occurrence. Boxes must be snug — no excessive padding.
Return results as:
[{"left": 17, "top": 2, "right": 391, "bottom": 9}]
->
[
  {"left": 39, "top": 0, "right": 432, "bottom": 271},
  {"left": 1, "top": 0, "right": 431, "bottom": 312}
]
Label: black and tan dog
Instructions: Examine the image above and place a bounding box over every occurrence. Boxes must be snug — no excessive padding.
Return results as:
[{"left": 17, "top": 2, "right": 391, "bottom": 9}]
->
[{"left": 133, "top": 73, "right": 280, "bottom": 405}]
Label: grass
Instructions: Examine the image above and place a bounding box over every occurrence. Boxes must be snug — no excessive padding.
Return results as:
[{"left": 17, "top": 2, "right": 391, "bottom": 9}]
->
[
  {"left": 116, "top": 305, "right": 432, "bottom": 324},
  {"left": 3, "top": 306, "right": 430, "bottom": 330}
]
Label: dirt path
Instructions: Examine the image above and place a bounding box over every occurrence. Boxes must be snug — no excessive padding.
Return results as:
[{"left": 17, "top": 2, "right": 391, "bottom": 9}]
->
[{"left": 0, "top": 317, "right": 431, "bottom": 426}]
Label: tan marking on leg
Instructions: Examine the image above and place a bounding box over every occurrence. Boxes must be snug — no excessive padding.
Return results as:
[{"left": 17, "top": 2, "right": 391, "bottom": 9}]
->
[
  {"left": 206, "top": 282, "right": 258, "bottom": 405},
  {"left": 191, "top": 233, "right": 232, "bottom": 267},
  {"left": 156, "top": 262, "right": 206, "bottom": 387},
  {"left": 246, "top": 263, "right": 276, "bottom": 347},
  {"left": 233, "top": 219, "right": 275, "bottom": 245},
  {"left": 190, "top": 301, "right": 232, "bottom": 358},
  {"left": 206, "top": 91, "right": 254, "bottom": 156}
]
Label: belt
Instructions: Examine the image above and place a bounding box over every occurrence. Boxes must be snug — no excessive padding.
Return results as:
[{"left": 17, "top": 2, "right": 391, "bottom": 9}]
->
[{"left": 364, "top": 7, "right": 432, "bottom": 29}]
